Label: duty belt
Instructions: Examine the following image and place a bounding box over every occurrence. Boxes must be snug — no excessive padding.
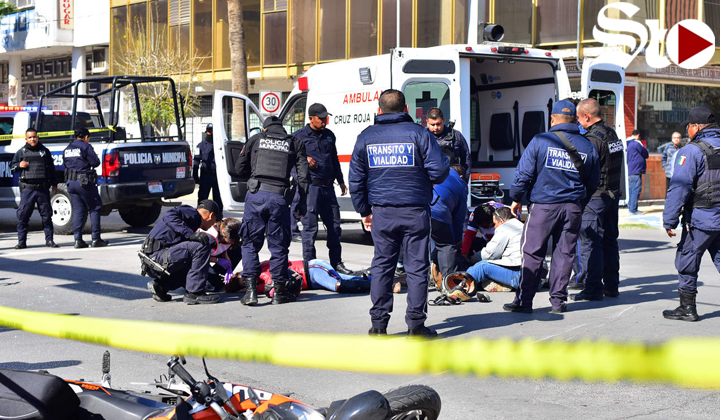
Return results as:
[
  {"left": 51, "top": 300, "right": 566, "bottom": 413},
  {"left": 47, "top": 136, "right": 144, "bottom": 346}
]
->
[
  {"left": 258, "top": 182, "right": 286, "bottom": 195},
  {"left": 311, "top": 178, "right": 334, "bottom": 187}
]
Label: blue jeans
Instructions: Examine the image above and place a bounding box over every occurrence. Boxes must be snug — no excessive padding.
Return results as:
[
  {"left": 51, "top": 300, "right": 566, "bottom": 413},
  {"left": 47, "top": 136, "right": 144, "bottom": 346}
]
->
[
  {"left": 467, "top": 260, "right": 521, "bottom": 289},
  {"left": 628, "top": 174, "right": 643, "bottom": 213}
]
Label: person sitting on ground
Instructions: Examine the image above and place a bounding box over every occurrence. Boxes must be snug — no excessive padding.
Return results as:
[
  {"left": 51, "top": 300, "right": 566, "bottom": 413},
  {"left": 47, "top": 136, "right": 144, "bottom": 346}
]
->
[
  {"left": 200, "top": 217, "right": 242, "bottom": 292},
  {"left": 466, "top": 206, "right": 523, "bottom": 292},
  {"left": 460, "top": 201, "right": 505, "bottom": 262}
]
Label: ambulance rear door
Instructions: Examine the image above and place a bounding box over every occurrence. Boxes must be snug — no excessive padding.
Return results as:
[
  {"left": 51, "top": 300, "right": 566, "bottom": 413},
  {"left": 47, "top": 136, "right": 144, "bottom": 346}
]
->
[
  {"left": 212, "top": 90, "right": 265, "bottom": 211},
  {"left": 581, "top": 59, "right": 628, "bottom": 203}
]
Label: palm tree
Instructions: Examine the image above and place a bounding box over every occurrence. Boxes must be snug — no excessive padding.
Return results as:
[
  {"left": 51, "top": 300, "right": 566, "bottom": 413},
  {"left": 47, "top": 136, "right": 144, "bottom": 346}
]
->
[
  {"left": 0, "top": 2, "right": 17, "bottom": 17},
  {"left": 228, "top": 0, "right": 249, "bottom": 138}
]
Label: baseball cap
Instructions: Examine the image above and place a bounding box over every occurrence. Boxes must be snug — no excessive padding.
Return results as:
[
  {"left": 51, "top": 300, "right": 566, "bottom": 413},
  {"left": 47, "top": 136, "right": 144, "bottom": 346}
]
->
[
  {"left": 263, "top": 115, "right": 283, "bottom": 129},
  {"left": 206, "top": 123, "right": 213, "bottom": 132},
  {"left": 198, "top": 199, "right": 222, "bottom": 219},
  {"left": 551, "top": 100, "right": 576, "bottom": 117},
  {"left": 682, "top": 107, "right": 716, "bottom": 126},
  {"left": 308, "top": 103, "right": 331, "bottom": 119}
]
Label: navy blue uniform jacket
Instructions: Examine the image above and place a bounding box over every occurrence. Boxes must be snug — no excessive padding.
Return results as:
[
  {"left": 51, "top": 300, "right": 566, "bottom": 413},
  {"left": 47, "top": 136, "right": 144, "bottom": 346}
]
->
[
  {"left": 349, "top": 113, "right": 450, "bottom": 217},
  {"left": 663, "top": 128, "right": 720, "bottom": 231},
  {"left": 431, "top": 169, "right": 468, "bottom": 242},
  {"left": 148, "top": 205, "right": 202, "bottom": 248},
  {"left": 510, "top": 123, "right": 600, "bottom": 204},
  {"left": 293, "top": 124, "right": 344, "bottom": 184},
  {"left": 63, "top": 139, "right": 100, "bottom": 173}
]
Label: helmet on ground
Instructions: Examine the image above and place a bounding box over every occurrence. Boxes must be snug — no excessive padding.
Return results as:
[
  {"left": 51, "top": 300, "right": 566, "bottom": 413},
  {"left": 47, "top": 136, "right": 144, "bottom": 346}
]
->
[{"left": 443, "top": 271, "right": 477, "bottom": 302}]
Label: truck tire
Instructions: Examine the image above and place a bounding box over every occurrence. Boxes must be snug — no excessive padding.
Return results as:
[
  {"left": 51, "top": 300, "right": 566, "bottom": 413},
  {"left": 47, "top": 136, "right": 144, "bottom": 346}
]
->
[
  {"left": 119, "top": 202, "right": 162, "bottom": 228},
  {"left": 51, "top": 184, "right": 79, "bottom": 235}
]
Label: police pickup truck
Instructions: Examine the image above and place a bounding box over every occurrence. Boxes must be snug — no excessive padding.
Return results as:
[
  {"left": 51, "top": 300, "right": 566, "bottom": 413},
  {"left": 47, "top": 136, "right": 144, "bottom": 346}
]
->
[{"left": 0, "top": 76, "right": 194, "bottom": 234}]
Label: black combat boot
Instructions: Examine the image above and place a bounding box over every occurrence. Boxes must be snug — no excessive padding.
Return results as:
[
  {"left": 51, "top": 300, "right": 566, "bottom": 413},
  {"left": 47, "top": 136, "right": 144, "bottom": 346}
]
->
[
  {"left": 303, "top": 260, "right": 311, "bottom": 283},
  {"left": 662, "top": 291, "right": 699, "bottom": 322},
  {"left": 272, "top": 281, "right": 297, "bottom": 305},
  {"left": 240, "top": 277, "right": 258, "bottom": 306}
]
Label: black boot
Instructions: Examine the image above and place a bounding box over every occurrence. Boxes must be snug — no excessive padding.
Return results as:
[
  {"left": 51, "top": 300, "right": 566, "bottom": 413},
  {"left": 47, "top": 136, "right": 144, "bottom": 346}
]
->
[
  {"left": 663, "top": 291, "right": 699, "bottom": 322},
  {"left": 272, "top": 281, "right": 296, "bottom": 304},
  {"left": 303, "top": 260, "right": 311, "bottom": 283},
  {"left": 240, "top": 277, "right": 258, "bottom": 306}
]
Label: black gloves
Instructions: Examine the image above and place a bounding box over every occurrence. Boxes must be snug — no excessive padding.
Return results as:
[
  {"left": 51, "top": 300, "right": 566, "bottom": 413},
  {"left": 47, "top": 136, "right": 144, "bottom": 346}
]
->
[{"left": 189, "top": 232, "right": 211, "bottom": 245}]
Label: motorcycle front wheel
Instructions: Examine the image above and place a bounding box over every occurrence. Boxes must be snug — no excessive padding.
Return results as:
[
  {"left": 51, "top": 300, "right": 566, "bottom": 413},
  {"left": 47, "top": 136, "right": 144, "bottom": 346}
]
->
[{"left": 383, "top": 385, "right": 441, "bottom": 420}]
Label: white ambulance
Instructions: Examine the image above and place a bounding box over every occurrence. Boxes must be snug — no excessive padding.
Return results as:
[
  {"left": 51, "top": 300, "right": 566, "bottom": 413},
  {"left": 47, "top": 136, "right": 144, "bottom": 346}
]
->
[{"left": 211, "top": 44, "right": 627, "bottom": 222}]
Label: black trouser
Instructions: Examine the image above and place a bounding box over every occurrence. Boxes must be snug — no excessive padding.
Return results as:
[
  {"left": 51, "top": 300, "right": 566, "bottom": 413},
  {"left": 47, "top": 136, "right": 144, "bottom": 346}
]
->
[
  {"left": 198, "top": 172, "right": 223, "bottom": 212},
  {"left": 430, "top": 219, "right": 458, "bottom": 279}
]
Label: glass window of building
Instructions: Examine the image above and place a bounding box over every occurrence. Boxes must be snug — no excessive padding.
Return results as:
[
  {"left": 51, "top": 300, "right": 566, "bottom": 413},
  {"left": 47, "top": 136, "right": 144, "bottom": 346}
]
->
[
  {"left": 493, "top": 0, "right": 532, "bottom": 44},
  {"left": 129, "top": 3, "right": 147, "bottom": 33},
  {"left": 291, "top": 0, "right": 316, "bottom": 64},
  {"left": 704, "top": 0, "right": 720, "bottom": 44},
  {"left": 417, "top": 0, "right": 444, "bottom": 47},
  {"left": 319, "top": 0, "right": 346, "bottom": 61},
  {"left": 536, "top": 0, "right": 577, "bottom": 44},
  {"left": 111, "top": 6, "right": 128, "bottom": 74},
  {"left": 245, "top": 1, "right": 261, "bottom": 67},
  {"left": 350, "top": 0, "right": 378, "bottom": 58},
  {"left": 264, "top": 12, "right": 287, "bottom": 65},
  {"left": 454, "top": 0, "right": 468, "bottom": 44},
  {"left": 665, "top": 0, "right": 698, "bottom": 29},
  {"left": 381, "top": 0, "right": 412, "bottom": 53},
  {"left": 194, "top": 0, "right": 212, "bottom": 71},
  {"left": 403, "top": 82, "right": 450, "bottom": 126},
  {"left": 150, "top": 0, "right": 168, "bottom": 49},
  {"left": 169, "top": 24, "right": 191, "bottom": 58},
  {"left": 583, "top": 0, "right": 658, "bottom": 41},
  {"left": 215, "top": 0, "right": 230, "bottom": 69}
]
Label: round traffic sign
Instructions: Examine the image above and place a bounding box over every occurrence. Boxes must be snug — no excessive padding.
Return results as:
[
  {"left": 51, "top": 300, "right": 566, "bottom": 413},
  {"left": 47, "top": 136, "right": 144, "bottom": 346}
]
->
[{"left": 261, "top": 92, "right": 281, "bottom": 114}]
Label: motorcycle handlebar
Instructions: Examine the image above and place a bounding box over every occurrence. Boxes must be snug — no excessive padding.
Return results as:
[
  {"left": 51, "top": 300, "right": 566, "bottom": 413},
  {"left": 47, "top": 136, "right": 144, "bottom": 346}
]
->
[{"left": 168, "top": 357, "right": 197, "bottom": 387}]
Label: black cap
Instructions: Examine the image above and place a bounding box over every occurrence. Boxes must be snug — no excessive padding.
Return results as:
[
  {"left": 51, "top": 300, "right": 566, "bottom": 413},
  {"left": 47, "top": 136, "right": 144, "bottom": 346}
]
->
[
  {"left": 308, "top": 103, "right": 331, "bottom": 119},
  {"left": 198, "top": 199, "right": 221, "bottom": 219},
  {"left": 205, "top": 123, "right": 213, "bottom": 132},
  {"left": 682, "top": 107, "right": 716, "bottom": 126},
  {"left": 263, "top": 116, "right": 283, "bottom": 129}
]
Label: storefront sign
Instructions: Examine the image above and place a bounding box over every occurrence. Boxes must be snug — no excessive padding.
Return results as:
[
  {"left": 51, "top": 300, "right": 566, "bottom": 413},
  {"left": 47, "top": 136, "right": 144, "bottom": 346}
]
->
[{"left": 59, "top": 0, "right": 73, "bottom": 30}]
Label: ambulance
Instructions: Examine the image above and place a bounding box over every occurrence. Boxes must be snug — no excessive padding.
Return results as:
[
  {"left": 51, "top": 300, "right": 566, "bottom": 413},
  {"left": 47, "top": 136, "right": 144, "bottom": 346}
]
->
[{"left": 212, "top": 36, "right": 627, "bottom": 225}]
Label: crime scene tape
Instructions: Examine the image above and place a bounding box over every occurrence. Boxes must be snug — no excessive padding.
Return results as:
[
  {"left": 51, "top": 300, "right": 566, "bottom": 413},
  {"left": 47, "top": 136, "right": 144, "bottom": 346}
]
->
[
  {"left": 0, "top": 127, "right": 116, "bottom": 142},
  {"left": 1, "top": 304, "right": 720, "bottom": 388}
]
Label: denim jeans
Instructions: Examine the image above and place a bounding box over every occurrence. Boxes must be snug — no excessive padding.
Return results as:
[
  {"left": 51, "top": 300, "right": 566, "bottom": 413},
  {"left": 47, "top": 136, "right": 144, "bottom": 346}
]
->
[
  {"left": 628, "top": 174, "right": 643, "bottom": 213},
  {"left": 467, "top": 260, "right": 521, "bottom": 289}
]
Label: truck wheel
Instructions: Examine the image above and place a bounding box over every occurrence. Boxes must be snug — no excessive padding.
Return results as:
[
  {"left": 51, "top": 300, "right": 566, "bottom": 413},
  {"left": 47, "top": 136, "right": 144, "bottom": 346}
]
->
[
  {"left": 119, "top": 202, "right": 162, "bottom": 228},
  {"left": 51, "top": 184, "right": 82, "bottom": 235}
]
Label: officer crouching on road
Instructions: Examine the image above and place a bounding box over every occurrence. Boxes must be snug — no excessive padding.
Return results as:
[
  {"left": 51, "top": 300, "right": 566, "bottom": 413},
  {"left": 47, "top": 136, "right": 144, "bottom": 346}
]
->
[
  {"left": 193, "top": 123, "right": 223, "bottom": 213},
  {"left": 663, "top": 107, "right": 720, "bottom": 322},
  {"left": 349, "top": 89, "right": 450, "bottom": 338},
  {"left": 142, "top": 200, "right": 221, "bottom": 304},
  {"left": 64, "top": 128, "right": 108, "bottom": 248},
  {"left": 293, "top": 103, "right": 353, "bottom": 278},
  {"left": 11, "top": 128, "right": 59, "bottom": 249},
  {"left": 235, "top": 116, "right": 309, "bottom": 306}
]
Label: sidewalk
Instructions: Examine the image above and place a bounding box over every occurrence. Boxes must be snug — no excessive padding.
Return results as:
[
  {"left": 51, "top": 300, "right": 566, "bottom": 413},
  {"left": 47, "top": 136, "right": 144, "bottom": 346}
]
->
[{"left": 618, "top": 199, "right": 665, "bottom": 229}]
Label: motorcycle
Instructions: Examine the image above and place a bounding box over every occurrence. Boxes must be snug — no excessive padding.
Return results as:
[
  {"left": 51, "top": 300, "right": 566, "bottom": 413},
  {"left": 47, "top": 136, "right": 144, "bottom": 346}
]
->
[{"left": 0, "top": 353, "right": 441, "bottom": 420}]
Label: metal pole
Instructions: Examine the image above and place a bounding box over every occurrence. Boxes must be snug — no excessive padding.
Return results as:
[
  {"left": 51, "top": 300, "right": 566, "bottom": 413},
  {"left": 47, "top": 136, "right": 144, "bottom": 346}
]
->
[
  {"left": 396, "top": 0, "right": 401, "bottom": 48},
  {"left": 576, "top": 0, "right": 582, "bottom": 71}
]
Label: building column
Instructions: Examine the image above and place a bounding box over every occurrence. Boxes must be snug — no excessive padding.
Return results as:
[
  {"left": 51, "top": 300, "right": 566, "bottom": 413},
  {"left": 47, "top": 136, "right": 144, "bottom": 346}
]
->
[
  {"left": 72, "top": 47, "right": 86, "bottom": 111},
  {"left": 8, "top": 55, "right": 21, "bottom": 106}
]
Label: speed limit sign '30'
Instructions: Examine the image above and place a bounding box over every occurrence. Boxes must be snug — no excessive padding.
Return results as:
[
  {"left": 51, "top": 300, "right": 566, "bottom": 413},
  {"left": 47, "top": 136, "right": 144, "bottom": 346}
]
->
[{"left": 260, "top": 91, "right": 282, "bottom": 115}]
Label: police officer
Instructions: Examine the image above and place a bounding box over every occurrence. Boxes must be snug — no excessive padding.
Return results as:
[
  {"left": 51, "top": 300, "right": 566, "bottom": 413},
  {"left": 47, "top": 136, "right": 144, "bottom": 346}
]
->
[
  {"left": 430, "top": 164, "right": 467, "bottom": 278},
  {"left": 663, "top": 107, "right": 720, "bottom": 322},
  {"left": 349, "top": 89, "right": 449, "bottom": 338},
  {"left": 142, "top": 200, "right": 221, "bottom": 304},
  {"left": 426, "top": 107, "right": 471, "bottom": 181},
  {"left": 294, "top": 103, "right": 353, "bottom": 276},
  {"left": 193, "top": 124, "right": 223, "bottom": 212},
  {"left": 569, "top": 98, "right": 624, "bottom": 300},
  {"left": 64, "top": 128, "right": 107, "bottom": 248},
  {"left": 503, "top": 100, "right": 599, "bottom": 314},
  {"left": 11, "top": 128, "right": 58, "bottom": 249},
  {"left": 236, "top": 116, "right": 309, "bottom": 305}
]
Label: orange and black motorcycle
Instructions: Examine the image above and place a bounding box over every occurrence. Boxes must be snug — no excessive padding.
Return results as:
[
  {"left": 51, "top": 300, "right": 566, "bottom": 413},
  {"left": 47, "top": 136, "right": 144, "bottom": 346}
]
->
[{"left": 0, "top": 354, "right": 441, "bottom": 420}]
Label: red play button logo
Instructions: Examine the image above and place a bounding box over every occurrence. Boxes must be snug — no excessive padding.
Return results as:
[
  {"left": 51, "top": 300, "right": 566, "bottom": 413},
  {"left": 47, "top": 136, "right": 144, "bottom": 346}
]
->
[{"left": 666, "top": 19, "right": 715, "bottom": 69}]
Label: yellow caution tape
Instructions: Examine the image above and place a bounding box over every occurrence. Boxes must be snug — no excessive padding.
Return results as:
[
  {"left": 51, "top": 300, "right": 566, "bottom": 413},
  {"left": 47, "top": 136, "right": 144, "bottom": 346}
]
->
[
  {"left": 1, "top": 305, "right": 719, "bottom": 388},
  {"left": 0, "top": 127, "right": 115, "bottom": 141}
]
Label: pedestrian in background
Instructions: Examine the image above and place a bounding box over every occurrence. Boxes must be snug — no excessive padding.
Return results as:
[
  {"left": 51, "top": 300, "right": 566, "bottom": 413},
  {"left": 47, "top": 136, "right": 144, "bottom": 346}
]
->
[
  {"left": 193, "top": 123, "right": 223, "bottom": 213},
  {"left": 663, "top": 107, "right": 720, "bottom": 322},
  {"left": 503, "top": 100, "right": 599, "bottom": 314},
  {"left": 626, "top": 130, "right": 649, "bottom": 215},
  {"left": 11, "top": 128, "right": 58, "bottom": 249},
  {"left": 661, "top": 132, "right": 682, "bottom": 190},
  {"left": 350, "top": 89, "right": 449, "bottom": 338},
  {"left": 64, "top": 128, "right": 108, "bottom": 248}
]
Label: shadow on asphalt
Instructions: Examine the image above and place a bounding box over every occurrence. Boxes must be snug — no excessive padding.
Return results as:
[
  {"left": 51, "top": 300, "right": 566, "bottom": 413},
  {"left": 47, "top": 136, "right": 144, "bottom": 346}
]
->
[
  {"left": 433, "top": 310, "right": 562, "bottom": 337},
  {"left": 618, "top": 238, "right": 675, "bottom": 254}
]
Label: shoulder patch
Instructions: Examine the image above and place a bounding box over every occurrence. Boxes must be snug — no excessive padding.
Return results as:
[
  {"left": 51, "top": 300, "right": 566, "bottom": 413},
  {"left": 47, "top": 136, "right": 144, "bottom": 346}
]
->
[{"left": 677, "top": 155, "right": 686, "bottom": 166}]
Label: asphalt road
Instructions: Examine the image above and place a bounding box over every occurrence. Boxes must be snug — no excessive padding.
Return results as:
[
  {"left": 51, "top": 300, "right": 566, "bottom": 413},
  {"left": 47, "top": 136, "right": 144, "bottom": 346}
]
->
[{"left": 1, "top": 202, "right": 720, "bottom": 419}]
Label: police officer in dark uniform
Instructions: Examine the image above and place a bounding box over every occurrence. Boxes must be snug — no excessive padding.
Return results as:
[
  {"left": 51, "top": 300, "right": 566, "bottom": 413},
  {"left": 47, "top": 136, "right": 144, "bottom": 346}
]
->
[
  {"left": 236, "top": 116, "right": 309, "bottom": 305},
  {"left": 350, "top": 89, "right": 449, "bottom": 338},
  {"left": 11, "top": 128, "right": 58, "bottom": 249},
  {"left": 193, "top": 124, "right": 223, "bottom": 212},
  {"left": 570, "top": 98, "right": 625, "bottom": 300},
  {"left": 293, "top": 103, "right": 353, "bottom": 276},
  {"left": 64, "top": 128, "right": 107, "bottom": 248},
  {"left": 142, "top": 200, "right": 221, "bottom": 304},
  {"left": 426, "top": 107, "right": 471, "bottom": 180},
  {"left": 663, "top": 107, "right": 720, "bottom": 322},
  {"left": 503, "top": 100, "right": 600, "bottom": 314}
]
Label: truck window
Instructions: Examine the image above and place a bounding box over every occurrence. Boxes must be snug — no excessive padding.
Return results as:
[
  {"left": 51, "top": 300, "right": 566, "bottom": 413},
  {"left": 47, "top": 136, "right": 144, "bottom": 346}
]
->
[
  {"left": 403, "top": 82, "right": 450, "bottom": 126},
  {"left": 222, "top": 96, "right": 249, "bottom": 143},
  {"left": 248, "top": 106, "right": 263, "bottom": 138},
  {"left": 588, "top": 90, "right": 616, "bottom": 127},
  {"left": 0, "top": 117, "right": 12, "bottom": 135},
  {"left": 282, "top": 97, "right": 307, "bottom": 134},
  {"left": 522, "top": 111, "right": 545, "bottom": 148},
  {"left": 31, "top": 112, "right": 98, "bottom": 142}
]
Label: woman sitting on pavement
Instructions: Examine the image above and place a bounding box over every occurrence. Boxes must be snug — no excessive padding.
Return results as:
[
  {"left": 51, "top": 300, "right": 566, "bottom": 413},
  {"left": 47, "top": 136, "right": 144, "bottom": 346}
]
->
[
  {"left": 466, "top": 206, "right": 523, "bottom": 292},
  {"left": 200, "top": 217, "right": 242, "bottom": 292}
]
